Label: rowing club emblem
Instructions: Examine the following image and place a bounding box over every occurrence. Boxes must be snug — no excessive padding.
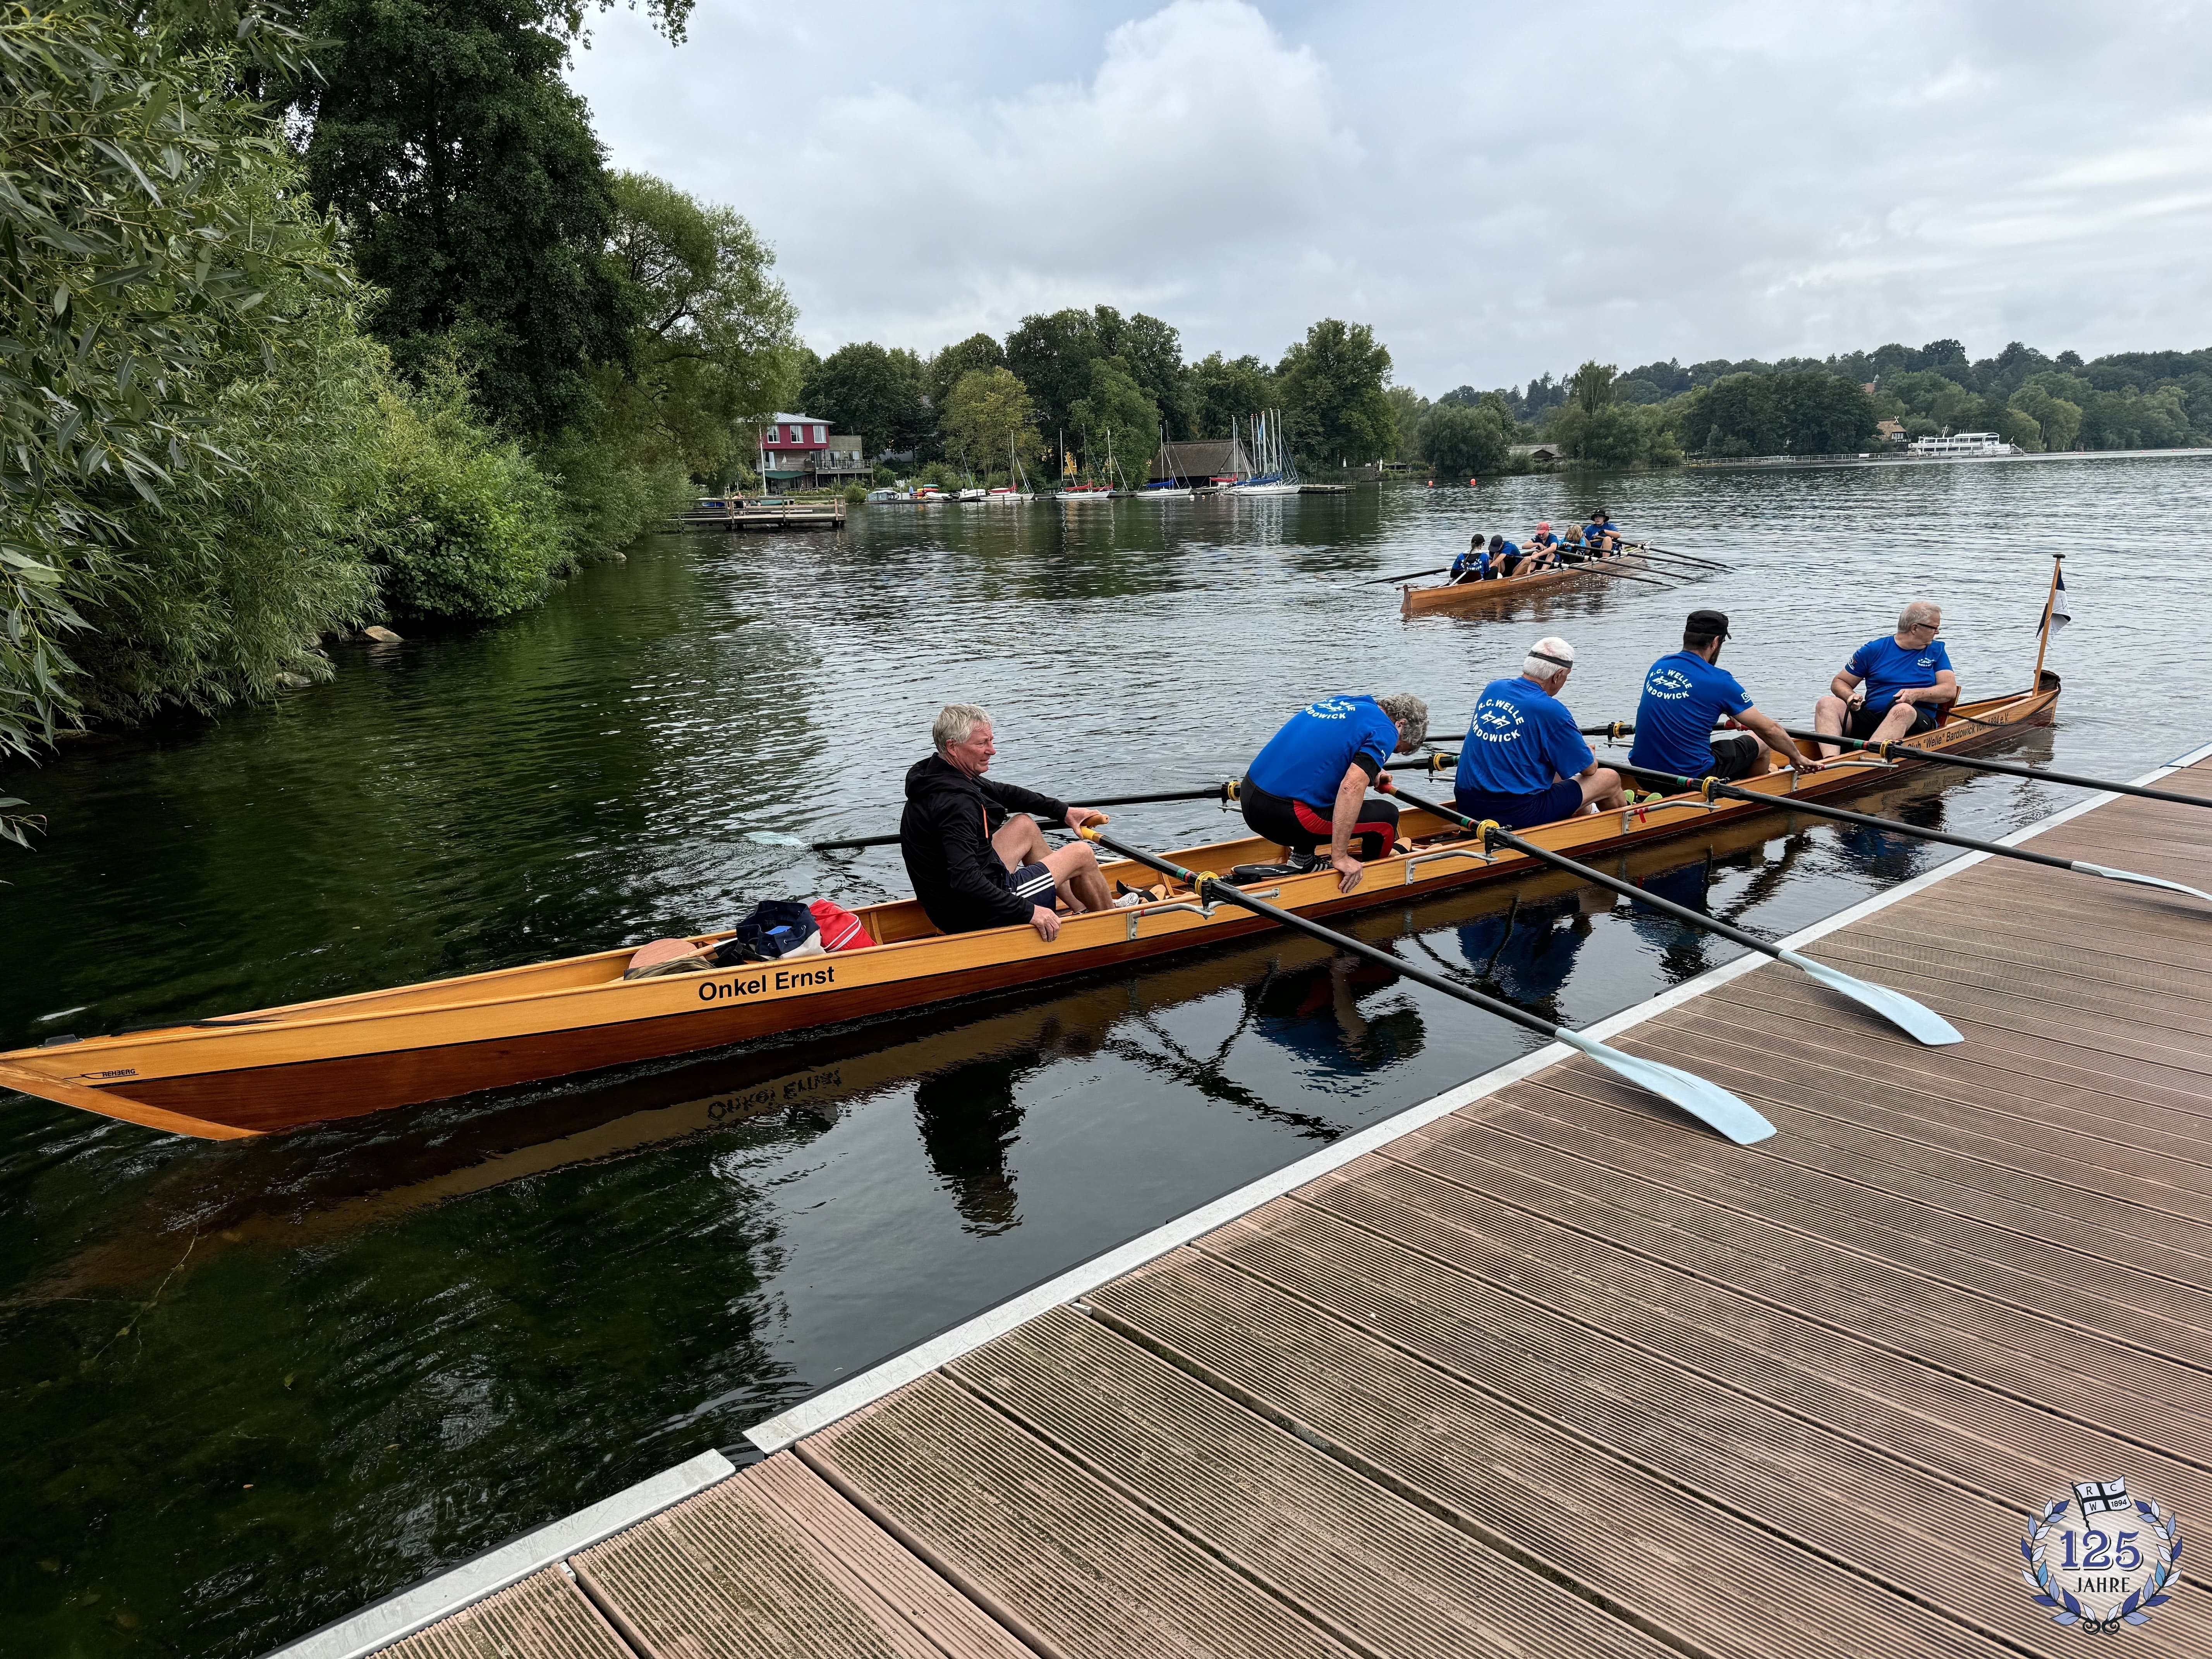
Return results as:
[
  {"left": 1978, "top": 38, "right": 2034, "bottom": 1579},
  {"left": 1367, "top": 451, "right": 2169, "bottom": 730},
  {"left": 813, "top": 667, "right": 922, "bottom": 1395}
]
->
[{"left": 2021, "top": 1479, "right": 2182, "bottom": 1630}]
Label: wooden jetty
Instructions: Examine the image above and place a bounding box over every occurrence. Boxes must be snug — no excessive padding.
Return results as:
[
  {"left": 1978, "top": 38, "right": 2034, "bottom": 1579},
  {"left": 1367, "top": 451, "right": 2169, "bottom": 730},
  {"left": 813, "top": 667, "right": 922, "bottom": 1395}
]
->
[
  {"left": 273, "top": 744, "right": 2212, "bottom": 1659},
  {"left": 666, "top": 498, "right": 846, "bottom": 531}
]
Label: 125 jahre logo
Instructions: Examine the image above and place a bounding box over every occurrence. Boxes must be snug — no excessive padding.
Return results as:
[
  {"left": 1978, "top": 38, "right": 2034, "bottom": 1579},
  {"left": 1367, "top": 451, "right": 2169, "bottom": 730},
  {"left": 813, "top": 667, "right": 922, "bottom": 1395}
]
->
[{"left": 2021, "top": 1479, "right": 2182, "bottom": 1631}]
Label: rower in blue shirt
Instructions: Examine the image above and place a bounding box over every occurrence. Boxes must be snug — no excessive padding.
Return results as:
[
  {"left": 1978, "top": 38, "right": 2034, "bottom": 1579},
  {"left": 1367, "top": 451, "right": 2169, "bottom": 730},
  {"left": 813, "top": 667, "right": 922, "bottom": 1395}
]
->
[
  {"left": 1627, "top": 609, "right": 1810, "bottom": 783},
  {"left": 1583, "top": 507, "right": 1621, "bottom": 555},
  {"left": 1811, "top": 600, "right": 1958, "bottom": 756},
  {"left": 1242, "top": 692, "right": 1429, "bottom": 892},
  {"left": 1490, "top": 533, "right": 1527, "bottom": 577},
  {"left": 1449, "top": 533, "right": 1491, "bottom": 583},
  {"left": 1451, "top": 636, "right": 1625, "bottom": 827},
  {"left": 1523, "top": 521, "right": 1563, "bottom": 570}
]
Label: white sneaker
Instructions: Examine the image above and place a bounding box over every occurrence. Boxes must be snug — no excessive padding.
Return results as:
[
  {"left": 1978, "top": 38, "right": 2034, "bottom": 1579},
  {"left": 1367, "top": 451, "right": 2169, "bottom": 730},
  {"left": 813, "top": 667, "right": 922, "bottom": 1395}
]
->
[{"left": 1113, "top": 891, "right": 1146, "bottom": 908}]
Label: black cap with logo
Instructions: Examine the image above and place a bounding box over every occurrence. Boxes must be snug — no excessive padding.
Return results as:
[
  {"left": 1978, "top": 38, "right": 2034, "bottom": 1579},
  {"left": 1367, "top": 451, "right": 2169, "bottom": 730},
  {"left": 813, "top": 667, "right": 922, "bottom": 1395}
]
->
[{"left": 1686, "top": 608, "right": 1731, "bottom": 639}]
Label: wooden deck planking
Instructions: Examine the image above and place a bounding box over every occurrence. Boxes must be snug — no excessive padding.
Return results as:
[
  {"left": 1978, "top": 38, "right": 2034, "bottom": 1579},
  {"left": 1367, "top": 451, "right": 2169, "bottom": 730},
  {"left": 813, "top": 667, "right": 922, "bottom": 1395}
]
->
[{"left": 366, "top": 754, "right": 2212, "bottom": 1659}]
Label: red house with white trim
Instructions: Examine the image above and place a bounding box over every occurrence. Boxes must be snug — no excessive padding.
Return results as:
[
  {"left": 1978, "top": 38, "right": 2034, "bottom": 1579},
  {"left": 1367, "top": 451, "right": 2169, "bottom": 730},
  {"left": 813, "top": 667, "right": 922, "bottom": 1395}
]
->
[{"left": 757, "top": 412, "right": 867, "bottom": 493}]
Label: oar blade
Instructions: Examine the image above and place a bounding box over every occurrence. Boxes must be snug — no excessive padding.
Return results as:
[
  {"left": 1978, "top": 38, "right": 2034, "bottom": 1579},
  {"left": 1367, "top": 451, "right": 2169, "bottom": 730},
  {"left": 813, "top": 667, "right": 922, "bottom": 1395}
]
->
[
  {"left": 2071, "top": 861, "right": 2212, "bottom": 908},
  {"left": 1778, "top": 951, "right": 1963, "bottom": 1046},
  {"left": 1557, "top": 1029, "right": 1777, "bottom": 1144},
  {"left": 744, "top": 830, "right": 808, "bottom": 847}
]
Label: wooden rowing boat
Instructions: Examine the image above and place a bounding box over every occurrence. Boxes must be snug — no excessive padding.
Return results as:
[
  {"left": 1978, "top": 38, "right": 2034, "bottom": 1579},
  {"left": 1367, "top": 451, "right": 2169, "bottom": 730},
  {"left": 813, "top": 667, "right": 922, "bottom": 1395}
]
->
[
  {"left": 0, "top": 675, "right": 2058, "bottom": 1140},
  {"left": 1400, "top": 552, "right": 1645, "bottom": 617}
]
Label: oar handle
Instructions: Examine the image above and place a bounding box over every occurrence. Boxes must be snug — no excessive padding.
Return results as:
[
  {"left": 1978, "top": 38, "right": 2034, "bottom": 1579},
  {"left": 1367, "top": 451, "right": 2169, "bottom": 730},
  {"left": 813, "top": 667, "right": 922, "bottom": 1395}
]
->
[
  {"left": 1077, "top": 823, "right": 1562, "bottom": 1041},
  {"left": 1779, "top": 726, "right": 2212, "bottom": 812},
  {"left": 809, "top": 783, "right": 1233, "bottom": 852},
  {"left": 1388, "top": 783, "right": 1786, "bottom": 961}
]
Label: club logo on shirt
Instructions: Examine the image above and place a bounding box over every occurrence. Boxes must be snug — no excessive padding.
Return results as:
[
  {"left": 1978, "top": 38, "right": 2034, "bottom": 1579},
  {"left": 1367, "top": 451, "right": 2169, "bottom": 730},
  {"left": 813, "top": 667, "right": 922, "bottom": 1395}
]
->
[
  {"left": 1471, "top": 699, "right": 1527, "bottom": 743},
  {"left": 1304, "top": 697, "right": 1356, "bottom": 721},
  {"left": 1645, "top": 667, "right": 1694, "bottom": 701},
  {"left": 1917, "top": 655, "right": 1939, "bottom": 669}
]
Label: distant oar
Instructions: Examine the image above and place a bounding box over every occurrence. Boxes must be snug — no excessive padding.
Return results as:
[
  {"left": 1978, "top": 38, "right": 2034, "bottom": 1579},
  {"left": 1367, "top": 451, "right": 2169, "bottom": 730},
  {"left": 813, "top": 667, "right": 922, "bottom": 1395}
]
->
[
  {"left": 1357, "top": 565, "right": 1451, "bottom": 586},
  {"left": 1628, "top": 540, "right": 1731, "bottom": 570},
  {"left": 1616, "top": 763, "right": 2212, "bottom": 912},
  {"left": 1388, "top": 783, "right": 1960, "bottom": 1046},
  {"left": 1780, "top": 726, "right": 2212, "bottom": 814},
  {"left": 1075, "top": 823, "right": 1776, "bottom": 1144},
  {"left": 1573, "top": 562, "right": 1677, "bottom": 589},
  {"left": 756, "top": 783, "right": 1236, "bottom": 852}
]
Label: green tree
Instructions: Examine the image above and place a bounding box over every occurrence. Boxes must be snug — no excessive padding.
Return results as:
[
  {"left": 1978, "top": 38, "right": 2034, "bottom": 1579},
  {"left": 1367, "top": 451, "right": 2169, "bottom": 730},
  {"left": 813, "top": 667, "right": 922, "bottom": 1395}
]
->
[
  {"left": 1570, "top": 360, "right": 1618, "bottom": 413},
  {"left": 1276, "top": 319, "right": 1397, "bottom": 466},
  {"left": 804, "top": 343, "right": 930, "bottom": 458},
  {"left": 1101, "top": 309, "right": 1192, "bottom": 437},
  {"left": 1419, "top": 404, "right": 1511, "bottom": 477},
  {"left": 298, "top": 0, "right": 644, "bottom": 435},
  {"left": 1004, "top": 308, "right": 1105, "bottom": 440},
  {"left": 546, "top": 170, "right": 798, "bottom": 544},
  {"left": 1066, "top": 358, "right": 1160, "bottom": 487},
  {"left": 1383, "top": 385, "right": 1431, "bottom": 462},
  {"left": 2011, "top": 383, "right": 2082, "bottom": 451},
  {"left": 927, "top": 333, "right": 1006, "bottom": 412},
  {"left": 941, "top": 368, "right": 1042, "bottom": 479},
  {"left": 0, "top": 0, "right": 349, "bottom": 757},
  {"left": 1188, "top": 352, "right": 1276, "bottom": 440}
]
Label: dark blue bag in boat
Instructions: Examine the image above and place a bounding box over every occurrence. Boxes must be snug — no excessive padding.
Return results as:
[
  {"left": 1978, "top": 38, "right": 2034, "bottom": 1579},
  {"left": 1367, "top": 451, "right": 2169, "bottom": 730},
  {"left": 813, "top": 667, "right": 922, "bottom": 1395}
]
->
[{"left": 712, "top": 900, "right": 824, "bottom": 966}]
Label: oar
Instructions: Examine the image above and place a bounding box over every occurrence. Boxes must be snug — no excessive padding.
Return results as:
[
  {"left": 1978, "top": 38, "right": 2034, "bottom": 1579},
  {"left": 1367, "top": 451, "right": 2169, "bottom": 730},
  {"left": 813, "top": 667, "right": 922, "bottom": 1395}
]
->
[
  {"left": 758, "top": 783, "right": 1235, "bottom": 851},
  {"left": 1614, "top": 763, "right": 2212, "bottom": 912},
  {"left": 1074, "top": 824, "right": 1776, "bottom": 1144},
  {"left": 1357, "top": 564, "right": 1451, "bottom": 587},
  {"left": 1387, "top": 783, "right": 1961, "bottom": 1046},
  {"left": 1779, "top": 726, "right": 2212, "bottom": 814},
  {"left": 1571, "top": 562, "right": 1678, "bottom": 589},
  {"left": 1628, "top": 541, "right": 1731, "bottom": 570}
]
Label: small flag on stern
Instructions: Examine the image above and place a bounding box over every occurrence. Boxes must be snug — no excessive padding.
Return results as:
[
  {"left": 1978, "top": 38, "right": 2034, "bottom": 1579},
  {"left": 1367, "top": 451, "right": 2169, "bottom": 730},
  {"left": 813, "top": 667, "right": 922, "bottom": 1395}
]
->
[
  {"left": 2073, "top": 1477, "right": 2129, "bottom": 1515},
  {"left": 2038, "top": 569, "right": 2072, "bottom": 634}
]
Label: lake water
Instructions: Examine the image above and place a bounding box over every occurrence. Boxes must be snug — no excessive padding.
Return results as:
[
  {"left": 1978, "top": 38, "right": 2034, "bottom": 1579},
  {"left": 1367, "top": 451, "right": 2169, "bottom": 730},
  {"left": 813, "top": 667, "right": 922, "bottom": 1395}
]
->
[{"left": 5, "top": 453, "right": 2209, "bottom": 1656}]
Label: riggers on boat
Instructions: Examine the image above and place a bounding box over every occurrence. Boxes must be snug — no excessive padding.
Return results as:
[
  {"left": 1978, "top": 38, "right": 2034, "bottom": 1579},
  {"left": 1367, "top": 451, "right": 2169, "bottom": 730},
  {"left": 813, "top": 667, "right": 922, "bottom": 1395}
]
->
[
  {"left": 0, "top": 676, "right": 2059, "bottom": 1140},
  {"left": 1400, "top": 551, "right": 1647, "bottom": 616}
]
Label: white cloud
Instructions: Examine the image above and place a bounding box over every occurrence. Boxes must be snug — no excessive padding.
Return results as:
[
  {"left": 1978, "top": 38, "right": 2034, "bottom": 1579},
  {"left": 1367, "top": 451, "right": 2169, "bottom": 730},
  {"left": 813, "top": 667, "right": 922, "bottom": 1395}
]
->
[{"left": 567, "top": 0, "right": 2212, "bottom": 392}]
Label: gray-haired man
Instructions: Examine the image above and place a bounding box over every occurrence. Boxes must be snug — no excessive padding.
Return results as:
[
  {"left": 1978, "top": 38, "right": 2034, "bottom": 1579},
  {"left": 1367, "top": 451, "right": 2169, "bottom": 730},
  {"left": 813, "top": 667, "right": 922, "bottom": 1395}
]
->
[
  {"left": 900, "top": 704, "right": 1112, "bottom": 941},
  {"left": 1812, "top": 601, "right": 1958, "bottom": 757}
]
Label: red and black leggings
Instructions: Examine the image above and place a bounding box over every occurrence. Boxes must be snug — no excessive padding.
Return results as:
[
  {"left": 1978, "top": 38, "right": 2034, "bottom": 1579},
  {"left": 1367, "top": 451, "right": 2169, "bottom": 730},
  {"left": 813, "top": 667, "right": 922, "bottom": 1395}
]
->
[{"left": 1240, "top": 778, "right": 1400, "bottom": 861}]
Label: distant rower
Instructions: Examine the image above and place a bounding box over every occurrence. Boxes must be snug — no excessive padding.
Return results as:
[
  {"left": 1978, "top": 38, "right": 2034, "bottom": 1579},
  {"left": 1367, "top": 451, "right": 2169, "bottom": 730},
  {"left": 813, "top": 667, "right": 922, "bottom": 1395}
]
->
[
  {"left": 1451, "top": 637, "right": 1625, "bottom": 828},
  {"left": 1449, "top": 533, "right": 1491, "bottom": 583},
  {"left": 1628, "top": 610, "right": 1810, "bottom": 782},
  {"left": 1243, "top": 694, "right": 1429, "bottom": 894},
  {"left": 1812, "top": 601, "right": 1958, "bottom": 756},
  {"left": 1583, "top": 507, "right": 1622, "bottom": 555}
]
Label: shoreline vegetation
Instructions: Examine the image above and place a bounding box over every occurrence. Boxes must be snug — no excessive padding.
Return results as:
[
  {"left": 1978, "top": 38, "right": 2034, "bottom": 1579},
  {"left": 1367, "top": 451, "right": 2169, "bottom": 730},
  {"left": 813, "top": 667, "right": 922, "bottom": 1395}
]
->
[{"left": 7, "top": 4, "right": 2211, "bottom": 817}]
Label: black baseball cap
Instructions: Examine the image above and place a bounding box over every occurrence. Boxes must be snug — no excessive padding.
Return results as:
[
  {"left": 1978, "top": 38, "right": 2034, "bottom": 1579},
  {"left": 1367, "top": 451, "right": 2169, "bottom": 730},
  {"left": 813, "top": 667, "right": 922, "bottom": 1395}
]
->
[{"left": 1686, "top": 608, "right": 1731, "bottom": 639}]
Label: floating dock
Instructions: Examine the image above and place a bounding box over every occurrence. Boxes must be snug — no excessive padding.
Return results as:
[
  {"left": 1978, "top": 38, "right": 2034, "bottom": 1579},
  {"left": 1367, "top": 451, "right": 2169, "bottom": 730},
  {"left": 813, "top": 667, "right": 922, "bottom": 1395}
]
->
[
  {"left": 277, "top": 745, "right": 2212, "bottom": 1659},
  {"left": 666, "top": 499, "right": 846, "bottom": 531}
]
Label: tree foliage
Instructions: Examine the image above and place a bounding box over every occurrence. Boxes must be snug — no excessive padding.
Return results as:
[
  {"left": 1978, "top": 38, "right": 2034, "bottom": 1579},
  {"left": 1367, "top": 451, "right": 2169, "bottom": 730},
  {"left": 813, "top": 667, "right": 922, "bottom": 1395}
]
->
[
  {"left": 940, "top": 367, "right": 1040, "bottom": 478},
  {"left": 298, "top": 0, "right": 641, "bottom": 436},
  {"left": 1419, "top": 404, "right": 1510, "bottom": 477},
  {"left": 1005, "top": 305, "right": 1188, "bottom": 450},
  {"left": 0, "top": 0, "right": 353, "bottom": 757},
  {"left": 1188, "top": 352, "right": 1276, "bottom": 441},
  {"left": 1276, "top": 319, "right": 1396, "bottom": 467},
  {"left": 1066, "top": 358, "right": 1159, "bottom": 487},
  {"left": 804, "top": 341, "right": 929, "bottom": 459}
]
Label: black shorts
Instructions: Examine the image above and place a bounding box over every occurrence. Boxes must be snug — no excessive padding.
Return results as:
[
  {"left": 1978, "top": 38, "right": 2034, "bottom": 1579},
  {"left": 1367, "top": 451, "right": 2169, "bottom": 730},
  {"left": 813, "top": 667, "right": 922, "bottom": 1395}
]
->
[
  {"left": 1240, "top": 778, "right": 1399, "bottom": 861},
  {"left": 1705, "top": 731, "right": 1766, "bottom": 780},
  {"left": 1845, "top": 702, "right": 1939, "bottom": 740}
]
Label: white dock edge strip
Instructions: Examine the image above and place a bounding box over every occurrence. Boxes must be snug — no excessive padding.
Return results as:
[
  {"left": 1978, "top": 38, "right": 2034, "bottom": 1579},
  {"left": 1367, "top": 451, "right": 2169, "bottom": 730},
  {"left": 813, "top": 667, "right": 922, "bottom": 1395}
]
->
[
  {"left": 261, "top": 1448, "right": 734, "bottom": 1659},
  {"left": 745, "top": 737, "right": 2212, "bottom": 1455}
]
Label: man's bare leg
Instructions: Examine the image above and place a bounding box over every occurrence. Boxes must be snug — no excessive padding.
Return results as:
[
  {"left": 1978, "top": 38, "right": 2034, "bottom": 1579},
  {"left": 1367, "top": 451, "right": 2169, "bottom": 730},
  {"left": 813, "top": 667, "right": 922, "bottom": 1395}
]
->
[
  {"left": 991, "top": 814, "right": 1052, "bottom": 871},
  {"left": 1578, "top": 766, "right": 1626, "bottom": 814},
  {"left": 1869, "top": 701, "right": 1924, "bottom": 744},
  {"left": 1043, "top": 842, "right": 1111, "bottom": 912},
  {"left": 1811, "top": 694, "right": 1851, "bottom": 759}
]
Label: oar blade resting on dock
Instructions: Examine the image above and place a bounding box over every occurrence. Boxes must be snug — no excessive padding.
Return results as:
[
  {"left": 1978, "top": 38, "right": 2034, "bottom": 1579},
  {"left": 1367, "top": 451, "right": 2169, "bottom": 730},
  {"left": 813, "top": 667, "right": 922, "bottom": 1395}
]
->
[
  {"left": 2070, "top": 861, "right": 2212, "bottom": 906},
  {"left": 1775, "top": 950, "right": 1963, "bottom": 1045},
  {"left": 1553, "top": 1029, "right": 1778, "bottom": 1144}
]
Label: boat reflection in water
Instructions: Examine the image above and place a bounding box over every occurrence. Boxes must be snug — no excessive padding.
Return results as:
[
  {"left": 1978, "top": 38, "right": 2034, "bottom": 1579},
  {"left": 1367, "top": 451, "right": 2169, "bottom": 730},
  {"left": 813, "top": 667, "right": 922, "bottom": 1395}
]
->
[{"left": 40, "top": 802, "right": 1872, "bottom": 1299}]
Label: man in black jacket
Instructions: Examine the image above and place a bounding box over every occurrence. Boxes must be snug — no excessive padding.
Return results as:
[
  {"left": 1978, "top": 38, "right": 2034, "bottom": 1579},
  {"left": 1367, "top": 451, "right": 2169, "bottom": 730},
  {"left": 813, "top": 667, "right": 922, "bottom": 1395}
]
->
[{"left": 901, "top": 704, "right": 1112, "bottom": 941}]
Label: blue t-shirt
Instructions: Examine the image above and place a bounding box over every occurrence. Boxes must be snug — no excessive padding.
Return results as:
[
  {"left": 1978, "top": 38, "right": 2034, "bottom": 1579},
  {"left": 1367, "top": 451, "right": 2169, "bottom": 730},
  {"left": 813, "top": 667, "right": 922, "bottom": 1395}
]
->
[
  {"left": 1583, "top": 520, "right": 1612, "bottom": 543},
  {"left": 1495, "top": 539, "right": 1522, "bottom": 562},
  {"left": 1846, "top": 635, "right": 1953, "bottom": 712},
  {"left": 1530, "top": 530, "right": 1558, "bottom": 548},
  {"left": 1248, "top": 695, "right": 1400, "bottom": 807},
  {"left": 1455, "top": 676, "right": 1593, "bottom": 797},
  {"left": 1628, "top": 650, "right": 1755, "bottom": 777},
  {"left": 1451, "top": 546, "right": 1488, "bottom": 577}
]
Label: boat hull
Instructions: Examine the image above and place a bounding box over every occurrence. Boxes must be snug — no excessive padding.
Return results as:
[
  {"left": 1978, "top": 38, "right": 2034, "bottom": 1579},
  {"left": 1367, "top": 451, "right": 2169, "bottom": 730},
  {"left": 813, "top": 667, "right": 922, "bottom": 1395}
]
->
[
  {"left": 0, "top": 677, "right": 2058, "bottom": 1139},
  {"left": 1402, "top": 554, "right": 1642, "bottom": 615}
]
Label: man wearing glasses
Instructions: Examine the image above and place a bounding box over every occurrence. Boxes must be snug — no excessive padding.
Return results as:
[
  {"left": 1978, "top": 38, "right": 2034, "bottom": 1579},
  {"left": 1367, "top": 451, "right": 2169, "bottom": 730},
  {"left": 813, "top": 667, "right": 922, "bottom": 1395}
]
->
[{"left": 1810, "top": 600, "right": 1957, "bottom": 756}]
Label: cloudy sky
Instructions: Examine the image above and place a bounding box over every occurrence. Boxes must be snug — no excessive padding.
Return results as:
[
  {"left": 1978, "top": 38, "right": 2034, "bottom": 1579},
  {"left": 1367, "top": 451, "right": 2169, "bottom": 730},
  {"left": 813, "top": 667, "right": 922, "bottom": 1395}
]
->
[{"left": 568, "top": 0, "right": 2212, "bottom": 395}]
